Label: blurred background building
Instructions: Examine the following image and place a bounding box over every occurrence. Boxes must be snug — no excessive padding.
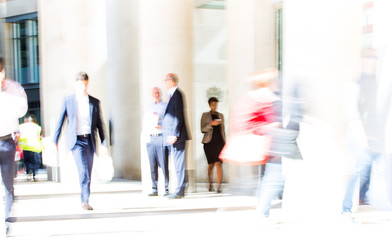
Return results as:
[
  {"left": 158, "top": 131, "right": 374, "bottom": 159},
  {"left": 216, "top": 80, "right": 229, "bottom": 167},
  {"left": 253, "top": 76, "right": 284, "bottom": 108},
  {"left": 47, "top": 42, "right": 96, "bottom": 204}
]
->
[{"left": 2, "top": 0, "right": 392, "bottom": 212}]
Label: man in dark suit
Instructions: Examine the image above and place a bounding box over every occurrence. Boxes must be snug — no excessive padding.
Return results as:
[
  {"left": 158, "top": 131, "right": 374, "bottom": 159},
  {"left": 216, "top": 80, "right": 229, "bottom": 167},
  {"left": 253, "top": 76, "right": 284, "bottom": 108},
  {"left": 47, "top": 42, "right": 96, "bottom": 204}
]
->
[
  {"left": 53, "top": 72, "right": 106, "bottom": 210},
  {"left": 162, "top": 73, "right": 189, "bottom": 199}
]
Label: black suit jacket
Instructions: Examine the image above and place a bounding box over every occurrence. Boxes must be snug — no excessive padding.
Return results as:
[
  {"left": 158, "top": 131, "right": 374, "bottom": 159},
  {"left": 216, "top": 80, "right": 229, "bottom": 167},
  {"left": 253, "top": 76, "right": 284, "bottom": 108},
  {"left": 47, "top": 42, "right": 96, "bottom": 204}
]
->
[{"left": 162, "top": 88, "right": 189, "bottom": 146}]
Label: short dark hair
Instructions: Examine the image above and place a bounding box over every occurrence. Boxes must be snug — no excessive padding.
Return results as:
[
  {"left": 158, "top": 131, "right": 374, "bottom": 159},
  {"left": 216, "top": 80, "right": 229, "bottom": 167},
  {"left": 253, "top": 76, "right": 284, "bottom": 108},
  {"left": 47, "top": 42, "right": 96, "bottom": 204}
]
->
[
  {"left": 75, "top": 72, "right": 89, "bottom": 81},
  {"left": 0, "top": 57, "right": 4, "bottom": 72},
  {"left": 208, "top": 97, "right": 219, "bottom": 105}
]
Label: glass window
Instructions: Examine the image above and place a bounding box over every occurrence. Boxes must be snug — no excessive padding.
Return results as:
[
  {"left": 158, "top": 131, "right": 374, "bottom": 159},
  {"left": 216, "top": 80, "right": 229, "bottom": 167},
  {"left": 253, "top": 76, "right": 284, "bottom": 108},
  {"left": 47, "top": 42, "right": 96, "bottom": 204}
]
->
[{"left": 11, "top": 18, "right": 39, "bottom": 84}]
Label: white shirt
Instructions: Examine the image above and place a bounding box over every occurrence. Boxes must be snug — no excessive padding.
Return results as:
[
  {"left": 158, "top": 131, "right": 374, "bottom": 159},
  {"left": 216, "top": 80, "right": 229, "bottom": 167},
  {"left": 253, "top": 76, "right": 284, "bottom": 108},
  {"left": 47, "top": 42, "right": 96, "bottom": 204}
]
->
[
  {"left": 76, "top": 94, "right": 91, "bottom": 135},
  {"left": 168, "top": 86, "right": 178, "bottom": 100},
  {"left": 144, "top": 101, "right": 167, "bottom": 135},
  {"left": 0, "top": 79, "right": 28, "bottom": 137}
]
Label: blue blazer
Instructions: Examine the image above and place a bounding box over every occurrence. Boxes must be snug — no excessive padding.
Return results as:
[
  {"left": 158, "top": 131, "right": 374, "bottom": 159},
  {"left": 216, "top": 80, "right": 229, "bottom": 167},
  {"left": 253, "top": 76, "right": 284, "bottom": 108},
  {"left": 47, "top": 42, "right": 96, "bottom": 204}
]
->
[
  {"left": 53, "top": 94, "right": 106, "bottom": 152},
  {"left": 162, "top": 88, "right": 189, "bottom": 146}
]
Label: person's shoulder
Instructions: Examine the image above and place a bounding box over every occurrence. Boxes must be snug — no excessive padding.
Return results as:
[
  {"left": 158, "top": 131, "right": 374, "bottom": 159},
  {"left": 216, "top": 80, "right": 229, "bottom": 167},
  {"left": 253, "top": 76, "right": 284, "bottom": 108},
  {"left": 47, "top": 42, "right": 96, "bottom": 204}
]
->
[{"left": 88, "top": 95, "right": 100, "bottom": 103}]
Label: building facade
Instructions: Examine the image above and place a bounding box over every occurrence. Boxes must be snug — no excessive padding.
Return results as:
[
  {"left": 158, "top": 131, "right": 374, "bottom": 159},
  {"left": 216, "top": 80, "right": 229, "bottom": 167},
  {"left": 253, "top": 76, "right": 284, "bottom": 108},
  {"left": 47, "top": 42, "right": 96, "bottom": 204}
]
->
[{"left": 3, "top": 0, "right": 392, "bottom": 213}]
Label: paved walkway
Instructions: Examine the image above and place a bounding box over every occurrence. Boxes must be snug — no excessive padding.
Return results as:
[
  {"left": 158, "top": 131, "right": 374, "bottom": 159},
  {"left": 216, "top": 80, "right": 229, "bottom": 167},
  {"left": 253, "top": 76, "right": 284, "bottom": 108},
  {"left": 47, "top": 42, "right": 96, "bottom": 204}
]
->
[{"left": 5, "top": 178, "right": 392, "bottom": 240}]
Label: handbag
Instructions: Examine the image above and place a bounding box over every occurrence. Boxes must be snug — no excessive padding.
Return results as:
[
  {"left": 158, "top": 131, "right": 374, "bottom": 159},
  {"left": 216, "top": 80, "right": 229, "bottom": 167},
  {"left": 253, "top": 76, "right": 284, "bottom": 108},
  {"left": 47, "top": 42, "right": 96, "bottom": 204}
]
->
[{"left": 219, "top": 134, "right": 271, "bottom": 165}]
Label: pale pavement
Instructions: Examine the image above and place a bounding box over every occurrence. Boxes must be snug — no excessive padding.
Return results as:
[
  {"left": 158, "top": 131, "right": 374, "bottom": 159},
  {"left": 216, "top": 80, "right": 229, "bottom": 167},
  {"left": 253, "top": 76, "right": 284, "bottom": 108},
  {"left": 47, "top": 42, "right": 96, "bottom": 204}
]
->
[{"left": 5, "top": 175, "right": 392, "bottom": 240}]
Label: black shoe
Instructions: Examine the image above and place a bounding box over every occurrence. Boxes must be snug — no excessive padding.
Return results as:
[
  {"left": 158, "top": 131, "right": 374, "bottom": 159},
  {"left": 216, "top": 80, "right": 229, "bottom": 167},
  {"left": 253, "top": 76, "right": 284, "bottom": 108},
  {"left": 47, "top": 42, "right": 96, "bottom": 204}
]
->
[
  {"left": 148, "top": 192, "right": 158, "bottom": 197},
  {"left": 167, "top": 194, "right": 184, "bottom": 199},
  {"left": 217, "top": 187, "right": 222, "bottom": 193}
]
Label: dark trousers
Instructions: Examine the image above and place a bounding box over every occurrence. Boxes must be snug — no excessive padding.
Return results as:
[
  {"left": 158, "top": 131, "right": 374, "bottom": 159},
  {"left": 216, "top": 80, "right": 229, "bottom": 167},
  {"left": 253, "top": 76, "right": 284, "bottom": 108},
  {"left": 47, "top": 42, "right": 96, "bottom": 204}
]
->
[
  {"left": 146, "top": 135, "right": 169, "bottom": 193},
  {"left": 23, "top": 150, "right": 41, "bottom": 175},
  {"left": 0, "top": 139, "right": 16, "bottom": 223},
  {"left": 72, "top": 136, "right": 94, "bottom": 204},
  {"left": 168, "top": 141, "right": 187, "bottom": 196}
]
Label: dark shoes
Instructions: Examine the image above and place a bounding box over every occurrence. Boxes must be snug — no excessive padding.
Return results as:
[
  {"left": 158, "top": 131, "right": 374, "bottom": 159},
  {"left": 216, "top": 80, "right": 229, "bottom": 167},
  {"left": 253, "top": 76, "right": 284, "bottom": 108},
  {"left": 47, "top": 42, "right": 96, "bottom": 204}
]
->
[
  {"left": 82, "top": 203, "right": 93, "bottom": 210},
  {"left": 167, "top": 194, "right": 184, "bottom": 199}
]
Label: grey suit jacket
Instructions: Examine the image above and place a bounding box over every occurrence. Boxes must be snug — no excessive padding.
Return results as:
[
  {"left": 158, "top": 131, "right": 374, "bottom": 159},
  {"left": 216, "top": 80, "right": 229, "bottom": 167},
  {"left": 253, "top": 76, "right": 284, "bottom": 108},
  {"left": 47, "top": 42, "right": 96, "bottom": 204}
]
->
[
  {"left": 200, "top": 111, "right": 226, "bottom": 144},
  {"left": 53, "top": 94, "right": 106, "bottom": 152}
]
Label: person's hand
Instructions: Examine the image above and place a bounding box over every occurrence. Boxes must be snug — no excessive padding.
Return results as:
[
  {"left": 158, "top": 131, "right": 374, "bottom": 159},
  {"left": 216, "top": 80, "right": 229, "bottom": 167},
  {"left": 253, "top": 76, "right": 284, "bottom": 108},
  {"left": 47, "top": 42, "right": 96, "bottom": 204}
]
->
[
  {"left": 210, "top": 120, "right": 221, "bottom": 126},
  {"left": 54, "top": 143, "right": 59, "bottom": 152},
  {"left": 155, "top": 125, "right": 162, "bottom": 130},
  {"left": 167, "top": 136, "right": 178, "bottom": 144}
]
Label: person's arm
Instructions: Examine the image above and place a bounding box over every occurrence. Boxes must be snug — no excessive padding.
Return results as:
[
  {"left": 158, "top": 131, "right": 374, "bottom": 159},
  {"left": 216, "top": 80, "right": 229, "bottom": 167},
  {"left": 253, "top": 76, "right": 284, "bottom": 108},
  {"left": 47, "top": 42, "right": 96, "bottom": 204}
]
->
[
  {"left": 53, "top": 99, "right": 67, "bottom": 148},
  {"left": 201, "top": 113, "right": 213, "bottom": 133},
  {"left": 96, "top": 100, "right": 107, "bottom": 147}
]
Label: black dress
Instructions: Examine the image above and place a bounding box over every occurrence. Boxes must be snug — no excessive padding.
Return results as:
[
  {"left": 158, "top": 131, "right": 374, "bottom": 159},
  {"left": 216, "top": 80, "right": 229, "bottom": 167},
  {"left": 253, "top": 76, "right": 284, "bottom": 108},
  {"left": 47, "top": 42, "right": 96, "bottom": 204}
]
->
[{"left": 203, "top": 113, "right": 225, "bottom": 164}]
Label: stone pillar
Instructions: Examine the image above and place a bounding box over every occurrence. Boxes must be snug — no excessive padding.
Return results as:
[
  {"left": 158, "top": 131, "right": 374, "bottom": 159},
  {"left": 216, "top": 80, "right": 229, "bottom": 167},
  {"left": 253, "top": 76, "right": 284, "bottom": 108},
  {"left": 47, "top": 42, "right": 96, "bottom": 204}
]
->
[
  {"left": 226, "top": 0, "right": 276, "bottom": 194},
  {"left": 140, "top": 0, "right": 194, "bottom": 194},
  {"left": 39, "top": 0, "right": 108, "bottom": 183},
  {"left": 105, "top": 0, "right": 141, "bottom": 180},
  {"left": 282, "top": 0, "right": 362, "bottom": 220}
]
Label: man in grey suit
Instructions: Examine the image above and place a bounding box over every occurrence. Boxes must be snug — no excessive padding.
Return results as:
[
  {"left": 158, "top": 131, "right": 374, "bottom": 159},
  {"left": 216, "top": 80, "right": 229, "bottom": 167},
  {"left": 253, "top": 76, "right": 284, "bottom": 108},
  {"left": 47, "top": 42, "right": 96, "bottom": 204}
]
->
[
  {"left": 162, "top": 73, "right": 189, "bottom": 199},
  {"left": 53, "top": 72, "right": 106, "bottom": 210}
]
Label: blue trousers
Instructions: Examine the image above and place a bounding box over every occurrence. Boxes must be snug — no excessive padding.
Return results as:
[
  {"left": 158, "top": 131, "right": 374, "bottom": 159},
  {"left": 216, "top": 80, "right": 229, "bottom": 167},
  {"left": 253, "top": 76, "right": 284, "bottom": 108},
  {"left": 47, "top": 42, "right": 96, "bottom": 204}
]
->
[
  {"left": 72, "top": 136, "right": 94, "bottom": 204},
  {"left": 342, "top": 150, "right": 379, "bottom": 212},
  {"left": 168, "top": 142, "right": 187, "bottom": 196},
  {"left": 146, "top": 135, "right": 169, "bottom": 192},
  {"left": 256, "top": 157, "right": 284, "bottom": 217},
  {"left": 0, "top": 138, "right": 15, "bottom": 223}
]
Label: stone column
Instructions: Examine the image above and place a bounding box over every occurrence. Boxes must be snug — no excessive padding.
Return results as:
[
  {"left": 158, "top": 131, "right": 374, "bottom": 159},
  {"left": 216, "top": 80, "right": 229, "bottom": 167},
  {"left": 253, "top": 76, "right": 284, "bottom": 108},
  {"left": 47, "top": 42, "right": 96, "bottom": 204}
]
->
[
  {"left": 226, "top": 0, "right": 276, "bottom": 194},
  {"left": 140, "top": 0, "right": 194, "bottom": 194},
  {"left": 105, "top": 0, "right": 141, "bottom": 180},
  {"left": 39, "top": 0, "right": 108, "bottom": 183},
  {"left": 282, "top": 0, "right": 362, "bottom": 221}
]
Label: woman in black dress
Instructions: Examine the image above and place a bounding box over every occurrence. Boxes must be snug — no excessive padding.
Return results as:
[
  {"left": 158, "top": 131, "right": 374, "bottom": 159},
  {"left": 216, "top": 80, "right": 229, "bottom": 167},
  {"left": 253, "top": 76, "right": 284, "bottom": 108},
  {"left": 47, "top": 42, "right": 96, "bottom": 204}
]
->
[{"left": 201, "top": 97, "right": 226, "bottom": 193}]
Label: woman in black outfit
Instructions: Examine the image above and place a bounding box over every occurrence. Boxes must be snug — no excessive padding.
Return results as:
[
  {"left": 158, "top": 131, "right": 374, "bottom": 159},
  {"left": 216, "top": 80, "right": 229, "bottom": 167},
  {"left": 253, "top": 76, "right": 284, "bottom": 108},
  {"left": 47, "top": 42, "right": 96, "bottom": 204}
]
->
[{"left": 201, "top": 97, "right": 226, "bottom": 193}]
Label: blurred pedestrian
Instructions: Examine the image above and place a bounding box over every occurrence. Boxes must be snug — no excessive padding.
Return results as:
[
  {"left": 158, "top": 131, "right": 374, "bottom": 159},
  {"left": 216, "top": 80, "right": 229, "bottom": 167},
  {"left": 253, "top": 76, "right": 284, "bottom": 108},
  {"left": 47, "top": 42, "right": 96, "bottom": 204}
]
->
[
  {"left": 341, "top": 49, "right": 391, "bottom": 221},
  {"left": 18, "top": 115, "right": 43, "bottom": 181},
  {"left": 252, "top": 69, "right": 303, "bottom": 220},
  {"left": 144, "top": 87, "right": 169, "bottom": 196},
  {"left": 0, "top": 57, "right": 28, "bottom": 234},
  {"left": 53, "top": 72, "right": 107, "bottom": 211},
  {"left": 201, "top": 97, "right": 225, "bottom": 193},
  {"left": 162, "top": 73, "right": 189, "bottom": 199}
]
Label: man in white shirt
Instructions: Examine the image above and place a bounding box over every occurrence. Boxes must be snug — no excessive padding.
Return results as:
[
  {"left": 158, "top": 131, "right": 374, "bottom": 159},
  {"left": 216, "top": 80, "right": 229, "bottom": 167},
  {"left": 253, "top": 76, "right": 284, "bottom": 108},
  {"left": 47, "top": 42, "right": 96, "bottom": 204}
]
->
[
  {"left": 0, "top": 57, "right": 28, "bottom": 234},
  {"left": 53, "top": 72, "right": 107, "bottom": 210},
  {"left": 144, "top": 87, "right": 169, "bottom": 196}
]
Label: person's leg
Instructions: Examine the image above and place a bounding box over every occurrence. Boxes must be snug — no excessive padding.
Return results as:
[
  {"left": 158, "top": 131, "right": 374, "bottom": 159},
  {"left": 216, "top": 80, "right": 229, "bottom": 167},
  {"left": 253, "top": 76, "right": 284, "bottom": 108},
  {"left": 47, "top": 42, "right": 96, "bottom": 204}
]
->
[
  {"left": 146, "top": 139, "right": 159, "bottom": 193},
  {"left": 207, "top": 163, "right": 214, "bottom": 191},
  {"left": 156, "top": 137, "right": 169, "bottom": 194},
  {"left": 0, "top": 139, "right": 16, "bottom": 232},
  {"left": 72, "top": 138, "right": 90, "bottom": 205},
  {"left": 215, "top": 161, "right": 223, "bottom": 193},
  {"left": 172, "top": 142, "right": 187, "bottom": 196},
  {"left": 256, "top": 158, "right": 284, "bottom": 217}
]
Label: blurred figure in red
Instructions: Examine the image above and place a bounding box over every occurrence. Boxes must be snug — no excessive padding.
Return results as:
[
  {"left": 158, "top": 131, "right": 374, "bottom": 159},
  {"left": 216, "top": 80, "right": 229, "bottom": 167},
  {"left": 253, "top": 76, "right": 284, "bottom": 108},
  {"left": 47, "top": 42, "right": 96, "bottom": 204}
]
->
[{"left": 248, "top": 69, "right": 303, "bottom": 221}]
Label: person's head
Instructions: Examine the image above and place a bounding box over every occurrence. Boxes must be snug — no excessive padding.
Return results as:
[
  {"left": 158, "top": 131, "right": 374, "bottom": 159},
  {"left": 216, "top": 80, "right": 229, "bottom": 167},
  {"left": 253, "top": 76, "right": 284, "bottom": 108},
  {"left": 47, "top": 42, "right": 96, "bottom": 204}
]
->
[
  {"left": 24, "top": 115, "right": 35, "bottom": 123},
  {"left": 75, "top": 72, "right": 89, "bottom": 95},
  {"left": 152, "top": 87, "right": 161, "bottom": 102},
  {"left": 208, "top": 97, "right": 219, "bottom": 112},
  {"left": 0, "top": 57, "right": 5, "bottom": 85},
  {"left": 248, "top": 68, "right": 279, "bottom": 89},
  {"left": 164, "top": 73, "right": 178, "bottom": 90}
]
